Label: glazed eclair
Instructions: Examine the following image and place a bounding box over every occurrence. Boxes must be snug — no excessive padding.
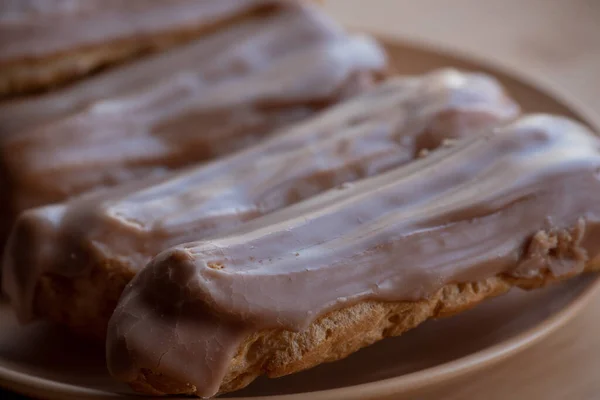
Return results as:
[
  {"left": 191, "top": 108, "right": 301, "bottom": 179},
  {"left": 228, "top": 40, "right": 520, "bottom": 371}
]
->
[
  {"left": 107, "top": 115, "right": 600, "bottom": 397},
  {"left": 2, "top": 69, "right": 519, "bottom": 339},
  {"left": 0, "top": 0, "right": 319, "bottom": 96}
]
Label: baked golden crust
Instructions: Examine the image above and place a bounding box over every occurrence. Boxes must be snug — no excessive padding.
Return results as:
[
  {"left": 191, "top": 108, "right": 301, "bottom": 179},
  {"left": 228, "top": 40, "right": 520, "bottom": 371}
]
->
[{"left": 122, "top": 259, "right": 600, "bottom": 396}]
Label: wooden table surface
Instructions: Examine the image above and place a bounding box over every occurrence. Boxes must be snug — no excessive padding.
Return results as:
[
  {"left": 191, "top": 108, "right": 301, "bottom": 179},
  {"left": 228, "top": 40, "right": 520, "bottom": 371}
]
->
[{"left": 324, "top": 1, "right": 600, "bottom": 399}]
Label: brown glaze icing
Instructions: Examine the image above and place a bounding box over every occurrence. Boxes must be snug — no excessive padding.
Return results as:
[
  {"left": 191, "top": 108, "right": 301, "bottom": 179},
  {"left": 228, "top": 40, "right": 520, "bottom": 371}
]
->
[
  {"left": 0, "top": 2, "right": 344, "bottom": 135},
  {"left": 1, "top": 69, "right": 519, "bottom": 324},
  {"left": 1, "top": 5, "right": 387, "bottom": 211},
  {"left": 106, "top": 115, "right": 600, "bottom": 397},
  {"left": 0, "top": 0, "right": 278, "bottom": 63}
]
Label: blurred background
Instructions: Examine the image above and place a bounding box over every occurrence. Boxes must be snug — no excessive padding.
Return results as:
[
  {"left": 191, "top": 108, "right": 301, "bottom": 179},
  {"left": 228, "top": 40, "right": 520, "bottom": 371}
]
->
[{"left": 325, "top": 0, "right": 600, "bottom": 113}]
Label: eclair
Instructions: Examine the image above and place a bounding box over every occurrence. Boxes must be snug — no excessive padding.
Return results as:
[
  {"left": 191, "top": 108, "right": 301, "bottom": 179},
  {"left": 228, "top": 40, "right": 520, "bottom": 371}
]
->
[
  {"left": 1, "top": 5, "right": 386, "bottom": 210},
  {"left": 2, "top": 69, "right": 519, "bottom": 339},
  {"left": 0, "top": 1, "right": 354, "bottom": 136},
  {"left": 0, "top": 4, "right": 388, "bottom": 250},
  {"left": 0, "top": 0, "right": 315, "bottom": 96},
  {"left": 106, "top": 114, "right": 600, "bottom": 397}
]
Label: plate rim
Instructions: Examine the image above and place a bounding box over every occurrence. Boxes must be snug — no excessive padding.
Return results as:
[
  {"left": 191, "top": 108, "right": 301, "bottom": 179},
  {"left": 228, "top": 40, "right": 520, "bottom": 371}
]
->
[
  {"left": 244, "top": 276, "right": 600, "bottom": 400},
  {"left": 1, "top": 35, "right": 600, "bottom": 400}
]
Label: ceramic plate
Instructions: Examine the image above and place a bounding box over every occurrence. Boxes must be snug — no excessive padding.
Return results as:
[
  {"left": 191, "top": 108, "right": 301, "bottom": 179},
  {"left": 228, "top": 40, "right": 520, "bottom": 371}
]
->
[{"left": 1, "top": 37, "right": 599, "bottom": 400}]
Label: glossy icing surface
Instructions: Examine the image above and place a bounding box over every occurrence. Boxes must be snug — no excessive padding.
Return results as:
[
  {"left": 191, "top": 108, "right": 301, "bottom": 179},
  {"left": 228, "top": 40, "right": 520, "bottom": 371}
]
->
[
  {"left": 1, "top": 3, "right": 387, "bottom": 210},
  {"left": 106, "top": 115, "right": 600, "bottom": 397},
  {"left": 1, "top": 69, "right": 519, "bottom": 326},
  {"left": 0, "top": 0, "right": 274, "bottom": 62},
  {"left": 0, "top": 2, "right": 343, "bottom": 135}
]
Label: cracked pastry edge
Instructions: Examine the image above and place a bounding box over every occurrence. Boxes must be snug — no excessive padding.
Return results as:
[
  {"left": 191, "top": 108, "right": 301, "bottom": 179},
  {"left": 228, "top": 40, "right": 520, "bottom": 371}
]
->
[
  {"left": 0, "top": 6, "right": 274, "bottom": 98},
  {"left": 120, "top": 258, "right": 600, "bottom": 397}
]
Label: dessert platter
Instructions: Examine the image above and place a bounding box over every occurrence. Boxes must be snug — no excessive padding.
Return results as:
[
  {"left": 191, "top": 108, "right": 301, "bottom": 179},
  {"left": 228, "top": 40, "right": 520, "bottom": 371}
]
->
[{"left": 1, "top": 1, "right": 599, "bottom": 399}]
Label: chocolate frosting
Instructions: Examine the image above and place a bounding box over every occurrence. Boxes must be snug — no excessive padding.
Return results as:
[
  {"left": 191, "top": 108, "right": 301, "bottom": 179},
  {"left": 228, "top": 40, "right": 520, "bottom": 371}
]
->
[
  {"left": 1, "top": 69, "right": 519, "bottom": 324},
  {"left": 1, "top": 4, "right": 387, "bottom": 211},
  {"left": 0, "top": 0, "right": 276, "bottom": 63},
  {"left": 106, "top": 115, "right": 600, "bottom": 397},
  {"left": 0, "top": 2, "right": 345, "bottom": 135}
]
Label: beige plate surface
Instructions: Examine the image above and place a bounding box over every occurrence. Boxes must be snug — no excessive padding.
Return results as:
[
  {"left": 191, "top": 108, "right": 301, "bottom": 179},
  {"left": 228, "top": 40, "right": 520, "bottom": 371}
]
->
[{"left": 1, "top": 37, "right": 600, "bottom": 400}]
